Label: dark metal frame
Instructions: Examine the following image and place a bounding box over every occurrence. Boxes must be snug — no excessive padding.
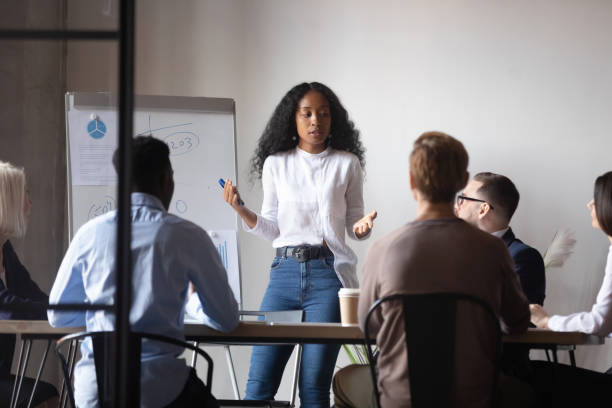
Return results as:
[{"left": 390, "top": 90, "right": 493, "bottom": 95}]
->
[
  {"left": 0, "top": 2, "right": 137, "bottom": 407},
  {"left": 363, "top": 292, "right": 502, "bottom": 408},
  {"left": 54, "top": 331, "right": 214, "bottom": 408},
  {"left": 115, "top": 1, "right": 136, "bottom": 406},
  {"left": 0, "top": 30, "right": 118, "bottom": 40}
]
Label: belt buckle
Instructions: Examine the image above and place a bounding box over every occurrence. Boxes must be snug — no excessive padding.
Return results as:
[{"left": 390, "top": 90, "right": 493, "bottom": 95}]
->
[{"left": 293, "top": 246, "right": 310, "bottom": 262}]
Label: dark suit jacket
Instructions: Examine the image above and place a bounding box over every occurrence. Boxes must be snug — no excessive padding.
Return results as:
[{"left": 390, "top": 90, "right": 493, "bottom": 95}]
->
[
  {"left": 500, "top": 228, "right": 546, "bottom": 382},
  {"left": 0, "top": 240, "right": 48, "bottom": 380},
  {"left": 502, "top": 228, "right": 546, "bottom": 306}
]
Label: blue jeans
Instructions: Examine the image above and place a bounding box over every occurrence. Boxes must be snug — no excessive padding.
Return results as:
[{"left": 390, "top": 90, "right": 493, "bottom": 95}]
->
[{"left": 245, "top": 255, "right": 342, "bottom": 407}]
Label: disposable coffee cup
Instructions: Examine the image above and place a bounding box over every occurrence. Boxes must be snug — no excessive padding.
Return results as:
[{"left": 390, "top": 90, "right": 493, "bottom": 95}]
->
[{"left": 338, "top": 288, "right": 360, "bottom": 326}]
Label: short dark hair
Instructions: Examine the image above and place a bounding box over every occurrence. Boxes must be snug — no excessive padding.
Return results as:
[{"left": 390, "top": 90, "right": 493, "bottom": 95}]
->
[
  {"left": 473, "top": 172, "right": 519, "bottom": 221},
  {"left": 594, "top": 171, "right": 612, "bottom": 237},
  {"left": 409, "top": 131, "right": 469, "bottom": 203},
  {"left": 112, "top": 136, "right": 171, "bottom": 193}
]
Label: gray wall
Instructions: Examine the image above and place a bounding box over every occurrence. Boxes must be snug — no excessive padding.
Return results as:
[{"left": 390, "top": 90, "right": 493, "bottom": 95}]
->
[{"left": 0, "top": 0, "right": 67, "bottom": 385}]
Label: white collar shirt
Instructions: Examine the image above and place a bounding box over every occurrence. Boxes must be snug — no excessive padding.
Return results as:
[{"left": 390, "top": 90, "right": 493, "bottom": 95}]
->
[
  {"left": 491, "top": 227, "right": 510, "bottom": 239},
  {"left": 244, "top": 147, "right": 369, "bottom": 288}
]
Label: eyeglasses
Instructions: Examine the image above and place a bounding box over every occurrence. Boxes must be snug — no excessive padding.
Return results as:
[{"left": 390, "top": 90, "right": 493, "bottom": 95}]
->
[{"left": 456, "top": 195, "right": 494, "bottom": 210}]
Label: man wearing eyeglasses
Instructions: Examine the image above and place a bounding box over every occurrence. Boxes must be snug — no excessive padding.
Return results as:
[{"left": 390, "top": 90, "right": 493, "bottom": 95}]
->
[
  {"left": 455, "top": 172, "right": 546, "bottom": 306},
  {"left": 455, "top": 172, "right": 545, "bottom": 386}
]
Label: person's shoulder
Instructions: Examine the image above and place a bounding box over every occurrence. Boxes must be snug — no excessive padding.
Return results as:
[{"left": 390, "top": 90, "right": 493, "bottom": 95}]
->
[
  {"left": 508, "top": 237, "right": 543, "bottom": 261},
  {"left": 2, "top": 239, "right": 14, "bottom": 253},
  {"left": 372, "top": 222, "right": 421, "bottom": 254},
  {"left": 2, "top": 239, "right": 18, "bottom": 265},
  {"left": 158, "top": 214, "right": 213, "bottom": 249},
  {"left": 161, "top": 213, "right": 205, "bottom": 235},
  {"left": 266, "top": 150, "right": 293, "bottom": 162},
  {"left": 73, "top": 210, "right": 117, "bottom": 240},
  {"left": 363, "top": 227, "right": 405, "bottom": 272},
  {"left": 505, "top": 229, "right": 540, "bottom": 254},
  {"left": 262, "top": 150, "right": 292, "bottom": 172},
  {"left": 455, "top": 220, "right": 510, "bottom": 253},
  {"left": 508, "top": 235, "right": 531, "bottom": 250},
  {"left": 330, "top": 148, "right": 359, "bottom": 163}
]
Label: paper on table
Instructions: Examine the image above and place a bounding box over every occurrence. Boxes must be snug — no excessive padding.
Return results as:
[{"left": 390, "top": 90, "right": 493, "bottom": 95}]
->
[
  {"left": 68, "top": 110, "right": 118, "bottom": 186},
  {"left": 207, "top": 229, "right": 241, "bottom": 305}
]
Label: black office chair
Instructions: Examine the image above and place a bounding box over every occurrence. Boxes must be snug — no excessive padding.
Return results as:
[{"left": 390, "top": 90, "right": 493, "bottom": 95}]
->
[
  {"left": 54, "top": 331, "right": 214, "bottom": 408},
  {"left": 364, "top": 293, "right": 502, "bottom": 408}
]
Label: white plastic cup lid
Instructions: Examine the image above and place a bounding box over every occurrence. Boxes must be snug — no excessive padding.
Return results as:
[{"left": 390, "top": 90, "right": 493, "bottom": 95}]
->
[{"left": 338, "top": 288, "right": 360, "bottom": 297}]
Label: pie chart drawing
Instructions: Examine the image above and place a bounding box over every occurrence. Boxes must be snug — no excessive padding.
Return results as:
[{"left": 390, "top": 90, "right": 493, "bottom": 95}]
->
[{"left": 87, "top": 119, "right": 107, "bottom": 139}]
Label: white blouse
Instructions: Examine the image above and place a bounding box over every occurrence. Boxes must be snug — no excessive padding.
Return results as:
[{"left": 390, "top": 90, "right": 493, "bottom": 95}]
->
[
  {"left": 244, "top": 146, "right": 369, "bottom": 288},
  {"left": 548, "top": 245, "right": 612, "bottom": 337}
]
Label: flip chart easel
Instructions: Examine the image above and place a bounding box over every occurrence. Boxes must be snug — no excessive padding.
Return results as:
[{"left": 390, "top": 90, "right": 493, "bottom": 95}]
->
[{"left": 65, "top": 92, "right": 242, "bottom": 306}]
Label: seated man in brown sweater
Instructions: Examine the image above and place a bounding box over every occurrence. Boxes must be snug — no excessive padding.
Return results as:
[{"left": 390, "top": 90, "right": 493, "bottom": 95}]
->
[{"left": 333, "top": 131, "right": 533, "bottom": 408}]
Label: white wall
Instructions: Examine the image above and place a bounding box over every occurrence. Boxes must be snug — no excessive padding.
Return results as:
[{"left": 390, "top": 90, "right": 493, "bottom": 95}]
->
[{"left": 68, "top": 0, "right": 612, "bottom": 402}]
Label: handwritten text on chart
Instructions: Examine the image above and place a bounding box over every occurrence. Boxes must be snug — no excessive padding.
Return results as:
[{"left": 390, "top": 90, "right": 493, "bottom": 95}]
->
[
  {"left": 163, "top": 132, "right": 200, "bottom": 156},
  {"left": 175, "top": 199, "right": 188, "bottom": 214},
  {"left": 136, "top": 117, "right": 200, "bottom": 157},
  {"left": 88, "top": 195, "right": 116, "bottom": 220}
]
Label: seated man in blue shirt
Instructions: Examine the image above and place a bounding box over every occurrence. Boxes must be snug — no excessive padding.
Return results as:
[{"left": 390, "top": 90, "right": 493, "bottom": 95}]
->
[{"left": 48, "top": 136, "right": 239, "bottom": 408}]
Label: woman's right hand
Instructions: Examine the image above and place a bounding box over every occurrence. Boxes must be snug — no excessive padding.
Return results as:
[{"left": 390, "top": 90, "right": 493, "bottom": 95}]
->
[
  {"left": 222, "top": 179, "right": 244, "bottom": 210},
  {"left": 222, "top": 179, "right": 257, "bottom": 228}
]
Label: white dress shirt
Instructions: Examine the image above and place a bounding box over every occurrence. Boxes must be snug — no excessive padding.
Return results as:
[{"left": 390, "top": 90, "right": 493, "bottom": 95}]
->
[
  {"left": 491, "top": 227, "right": 510, "bottom": 239},
  {"left": 244, "top": 146, "right": 369, "bottom": 288},
  {"left": 48, "top": 192, "right": 239, "bottom": 407},
  {"left": 548, "top": 245, "right": 612, "bottom": 337}
]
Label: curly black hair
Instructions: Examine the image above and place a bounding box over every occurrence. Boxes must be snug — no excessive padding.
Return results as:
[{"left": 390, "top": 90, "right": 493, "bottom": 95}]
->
[{"left": 250, "top": 82, "right": 365, "bottom": 179}]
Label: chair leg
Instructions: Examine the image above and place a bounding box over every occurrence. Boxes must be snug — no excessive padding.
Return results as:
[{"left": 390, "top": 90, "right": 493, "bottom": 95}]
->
[
  {"left": 26, "top": 340, "right": 51, "bottom": 408},
  {"left": 58, "top": 339, "right": 74, "bottom": 408},
  {"left": 56, "top": 345, "right": 77, "bottom": 408},
  {"left": 191, "top": 342, "right": 199, "bottom": 367},
  {"left": 224, "top": 345, "right": 241, "bottom": 399},
  {"left": 569, "top": 349, "right": 576, "bottom": 367},
  {"left": 10, "top": 339, "right": 26, "bottom": 408},
  {"left": 12, "top": 339, "right": 32, "bottom": 408},
  {"left": 290, "top": 344, "right": 302, "bottom": 407},
  {"left": 60, "top": 340, "right": 79, "bottom": 408}
]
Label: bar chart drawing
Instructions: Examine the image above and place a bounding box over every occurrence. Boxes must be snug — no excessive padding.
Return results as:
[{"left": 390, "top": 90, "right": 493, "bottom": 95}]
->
[
  {"left": 216, "top": 240, "right": 229, "bottom": 270},
  {"left": 207, "top": 230, "right": 240, "bottom": 305}
]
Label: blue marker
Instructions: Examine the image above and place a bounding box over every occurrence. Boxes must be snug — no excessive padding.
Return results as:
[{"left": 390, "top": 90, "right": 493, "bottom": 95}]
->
[{"left": 218, "top": 178, "right": 244, "bottom": 205}]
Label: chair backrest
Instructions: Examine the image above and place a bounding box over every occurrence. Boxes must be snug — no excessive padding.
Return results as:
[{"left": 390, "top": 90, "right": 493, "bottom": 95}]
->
[
  {"left": 364, "top": 292, "right": 502, "bottom": 408},
  {"left": 55, "top": 331, "right": 214, "bottom": 408}
]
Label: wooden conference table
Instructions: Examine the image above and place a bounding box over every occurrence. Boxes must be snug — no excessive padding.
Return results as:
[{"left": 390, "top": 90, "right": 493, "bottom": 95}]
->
[
  {"left": 2, "top": 318, "right": 605, "bottom": 344},
  {"left": 0, "top": 320, "right": 605, "bottom": 407}
]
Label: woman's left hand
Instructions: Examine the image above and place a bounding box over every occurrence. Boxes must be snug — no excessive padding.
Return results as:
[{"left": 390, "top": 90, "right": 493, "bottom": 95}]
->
[
  {"left": 530, "top": 304, "right": 550, "bottom": 328},
  {"left": 353, "top": 210, "right": 377, "bottom": 239}
]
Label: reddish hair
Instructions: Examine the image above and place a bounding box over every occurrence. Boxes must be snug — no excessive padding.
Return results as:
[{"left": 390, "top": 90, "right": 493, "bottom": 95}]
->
[{"left": 410, "top": 131, "right": 469, "bottom": 203}]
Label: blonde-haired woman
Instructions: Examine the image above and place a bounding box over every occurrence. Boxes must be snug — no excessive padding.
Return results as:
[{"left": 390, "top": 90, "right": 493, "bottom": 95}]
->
[{"left": 0, "top": 161, "right": 58, "bottom": 408}]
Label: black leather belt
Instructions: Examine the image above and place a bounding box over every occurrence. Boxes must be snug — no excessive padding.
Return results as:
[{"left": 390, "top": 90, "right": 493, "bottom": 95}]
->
[{"left": 276, "top": 245, "right": 333, "bottom": 262}]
